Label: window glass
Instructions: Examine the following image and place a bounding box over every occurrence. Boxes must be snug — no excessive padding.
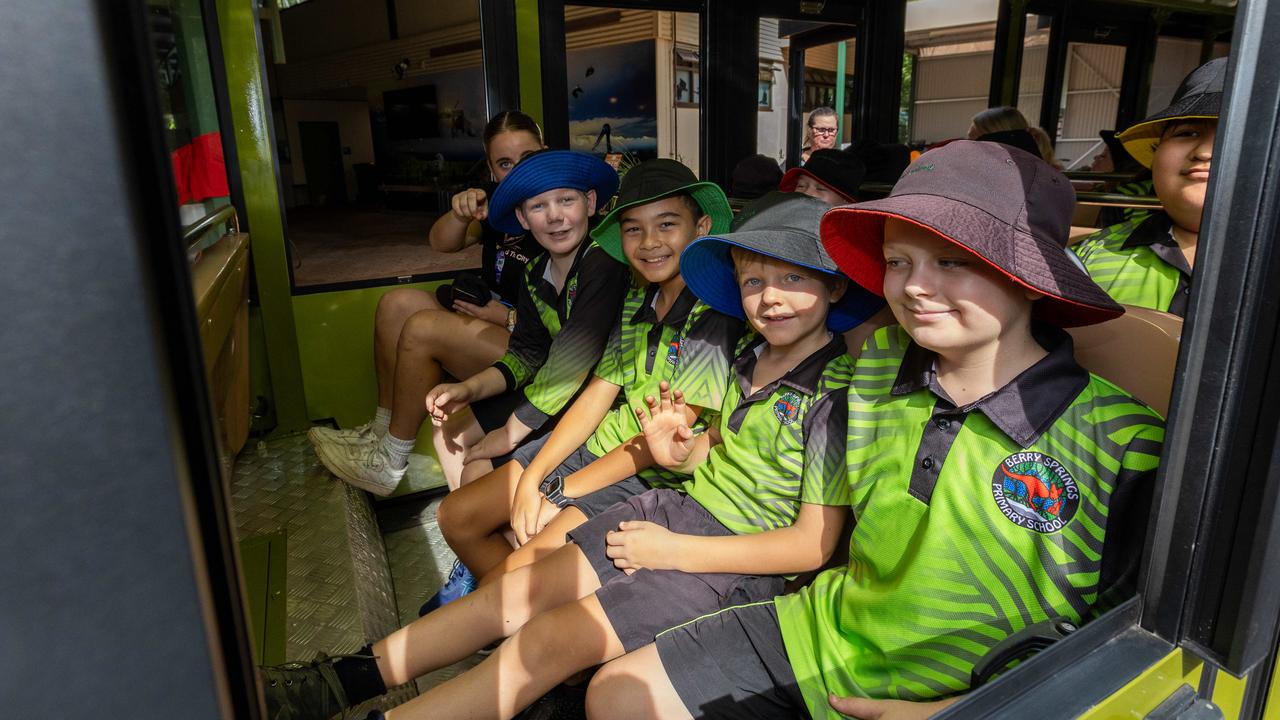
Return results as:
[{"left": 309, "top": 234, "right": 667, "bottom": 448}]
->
[{"left": 146, "top": 0, "right": 235, "bottom": 259}]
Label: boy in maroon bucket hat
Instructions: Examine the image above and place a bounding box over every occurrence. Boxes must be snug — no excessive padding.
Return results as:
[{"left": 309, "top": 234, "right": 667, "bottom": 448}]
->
[{"left": 584, "top": 140, "right": 1165, "bottom": 719}]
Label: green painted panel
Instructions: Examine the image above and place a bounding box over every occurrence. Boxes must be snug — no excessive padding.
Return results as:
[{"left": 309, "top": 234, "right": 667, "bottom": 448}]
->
[
  {"left": 238, "top": 530, "right": 287, "bottom": 666},
  {"left": 217, "top": 0, "right": 309, "bottom": 432},
  {"left": 292, "top": 282, "right": 445, "bottom": 453},
  {"left": 516, "top": 0, "right": 543, "bottom": 124}
]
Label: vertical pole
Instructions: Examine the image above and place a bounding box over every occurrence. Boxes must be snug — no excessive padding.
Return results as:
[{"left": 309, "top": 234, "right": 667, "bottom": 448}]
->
[
  {"left": 786, "top": 45, "right": 806, "bottom": 168},
  {"left": 989, "top": 0, "right": 1027, "bottom": 108},
  {"left": 217, "top": 0, "right": 309, "bottom": 432},
  {"left": 515, "top": 0, "right": 544, "bottom": 126},
  {"left": 835, "top": 40, "right": 847, "bottom": 144}
]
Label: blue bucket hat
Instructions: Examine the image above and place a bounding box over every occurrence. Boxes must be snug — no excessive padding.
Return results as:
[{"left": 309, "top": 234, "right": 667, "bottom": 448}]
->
[
  {"left": 680, "top": 191, "right": 884, "bottom": 332},
  {"left": 488, "top": 150, "right": 620, "bottom": 235}
]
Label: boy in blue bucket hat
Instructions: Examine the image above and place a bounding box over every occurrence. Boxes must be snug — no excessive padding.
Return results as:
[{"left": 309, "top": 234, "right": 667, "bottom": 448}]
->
[
  {"left": 260, "top": 192, "right": 884, "bottom": 720},
  {"left": 316, "top": 150, "right": 628, "bottom": 554}
]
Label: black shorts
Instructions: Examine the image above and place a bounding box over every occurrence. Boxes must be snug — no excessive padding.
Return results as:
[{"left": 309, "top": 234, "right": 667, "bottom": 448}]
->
[
  {"left": 567, "top": 489, "right": 785, "bottom": 653},
  {"left": 471, "top": 391, "right": 525, "bottom": 433},
  {"left": 567, "top": 475, "right": 650, "bottom": 519},
  {"left": 656, "top": 601, "right": 807, "bottom": 720}
]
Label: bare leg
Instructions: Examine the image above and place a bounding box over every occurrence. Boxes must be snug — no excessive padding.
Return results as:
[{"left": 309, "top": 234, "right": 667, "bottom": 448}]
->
[
  {"left": 433, "top": 411, "right": 485, "bottom": 491},
  {"left": 437, "top": 461, "right": 525, "bottom": 576},
  {"left": 371, "top": 542, "right": 602, "bottom": 688},
  {"left": 587, "top": 644, "right": 692, "bottom": 720},
  {"left": 373, "top": 289, "right": 441, "bottom": 409},
  {"left": 387, "top": 308, "right": 511, "bottom": 441},
  {"left": 479, "top": 506, "right": 588, "bottom": 587},
  {"left": 384, "top": 594, "right": 626, "bottom": 720},
  {"left": 459, "top": 458, "right": 494, "bottom": 486}
]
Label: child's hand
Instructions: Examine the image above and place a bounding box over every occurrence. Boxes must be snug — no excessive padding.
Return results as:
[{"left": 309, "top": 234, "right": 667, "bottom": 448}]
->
[
  {"left": 453, "top": 298, "right": 510, "bottom": 327},
  {"left": 634, "top": 382, "right": 696, "bottom": 469},
  {"left": 425, "top": 382, "right": 473, "bottom": 424},
  {"left": 510, "top": 482, "right": 545, "bottom": 545},
  {"left": 450, "top": 187, "right": 489, "bottom": 222},
  {"left": 605, "top": 520, "right": 682, "bottom": 574}
]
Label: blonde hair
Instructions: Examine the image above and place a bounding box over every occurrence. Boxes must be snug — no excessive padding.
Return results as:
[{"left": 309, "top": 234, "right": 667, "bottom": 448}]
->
[
  {"left": 970, "top": 106, "right": 1030, "bottom": 136},
  {"left": 1027, "top": 126, "right": 1062, "bottom": 170}
]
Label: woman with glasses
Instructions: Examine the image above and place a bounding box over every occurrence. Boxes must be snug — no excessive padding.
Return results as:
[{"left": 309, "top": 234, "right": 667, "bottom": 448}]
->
[{"left": 801, "top": 106, "right": 838, "bottom": 164}]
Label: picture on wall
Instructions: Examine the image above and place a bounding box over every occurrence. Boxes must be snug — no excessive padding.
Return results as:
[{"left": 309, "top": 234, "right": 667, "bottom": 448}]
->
[{"left": 566, "top": 40, "right": 657, "bottom": 159}]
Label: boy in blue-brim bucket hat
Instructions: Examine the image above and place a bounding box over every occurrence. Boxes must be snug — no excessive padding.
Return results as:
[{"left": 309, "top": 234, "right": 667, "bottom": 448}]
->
[{"left": 487, "top": 149, "right": 620, "bottom": 235}]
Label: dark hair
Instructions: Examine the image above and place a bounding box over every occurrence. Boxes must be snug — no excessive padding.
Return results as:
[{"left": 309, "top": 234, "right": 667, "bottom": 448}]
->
[{"left": 483, "top": 110, "right": 544, "bottom": 151}]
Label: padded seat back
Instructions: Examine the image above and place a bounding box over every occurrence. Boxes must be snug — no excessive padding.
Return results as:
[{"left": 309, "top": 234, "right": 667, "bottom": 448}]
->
[{"left": 1065, "top": 304, "right": 1182, "bottom": 417}]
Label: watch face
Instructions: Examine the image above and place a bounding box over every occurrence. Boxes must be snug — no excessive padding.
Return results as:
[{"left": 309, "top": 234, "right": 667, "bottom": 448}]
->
[{"left": 541, "top": 475, "right": 563, "bottom": 495}]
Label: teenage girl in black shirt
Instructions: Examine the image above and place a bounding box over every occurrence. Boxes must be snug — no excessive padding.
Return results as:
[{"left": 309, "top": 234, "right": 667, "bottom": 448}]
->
[{"left": 308, "top": 111, "right": 545, "bottom": 497}]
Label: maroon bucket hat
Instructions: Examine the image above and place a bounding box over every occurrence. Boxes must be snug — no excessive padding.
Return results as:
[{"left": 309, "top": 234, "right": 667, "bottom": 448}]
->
[{"left": 820, "top": 140, "right": 1123, "bottom": 327}]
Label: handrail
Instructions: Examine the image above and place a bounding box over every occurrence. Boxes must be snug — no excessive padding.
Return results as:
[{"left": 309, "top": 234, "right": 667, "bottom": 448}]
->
[
  {"left": 183, "top": 204, "right": 240, "bottom": 249},
  {"left": 858, "top": 182, "right": 1161, "bottom": 209}
]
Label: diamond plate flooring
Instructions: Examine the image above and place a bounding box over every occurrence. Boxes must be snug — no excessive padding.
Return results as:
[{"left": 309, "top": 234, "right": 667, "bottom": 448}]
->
[{"left": 231, "top": 433, "right": 482, "bottom": 709}]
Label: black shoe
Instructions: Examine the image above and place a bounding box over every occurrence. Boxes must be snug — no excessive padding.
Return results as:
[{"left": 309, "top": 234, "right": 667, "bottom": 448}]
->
[{"left": 260, "top": 653, "right": 359, "bottom": 720}]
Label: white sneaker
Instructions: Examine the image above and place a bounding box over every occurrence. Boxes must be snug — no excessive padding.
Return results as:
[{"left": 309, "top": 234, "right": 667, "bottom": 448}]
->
[
  {"left": 307, "top": 421, "right": 380, "bottom": 448},
  {"left": 314, "top": 440, "right": 406, "bottom": 496}
]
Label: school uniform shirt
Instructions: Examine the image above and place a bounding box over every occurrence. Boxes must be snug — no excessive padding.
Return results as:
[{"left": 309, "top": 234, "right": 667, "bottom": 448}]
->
[
  {"left": 586, "top": 283, "right": 745, "bottom": 486},
  {"left": 1072, "top": 212, "right": 1192, "bottom": 316},
  {"left": 684, "top": 334, "right": 854, "bottom": 536},
  {"left": 494, "top": 238, "right": 631, "bottom": 430},
  {"left": 476, "top": 181, "right": 543, "bottom": 304},
  {"left": 774, "top": 325, "right": 1165, "bottom": 715}
]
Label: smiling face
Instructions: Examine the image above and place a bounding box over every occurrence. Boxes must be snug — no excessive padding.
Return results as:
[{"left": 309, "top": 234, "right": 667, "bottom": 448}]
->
[
  {"left": 1151, "top": 119, "right": 1216, "bottom": 233},
  {"left": 733, "top": 250, "right": 844, "bottom": 351},
  {"left": 809, "top": 115, "right": 839, "bottom": 150},
  {"left": 793, "top": 174, "right": 843, "bottom": 205},
  {"left": 515, "top": 188, "right": 597, "bottom": 258},
  {"left": 881, "top": 218, "right": 1037, "bottom": 360},
  {"left": 486, "top": 130, "right": 544, "bottom": 182},
  {"left": 620, "top": 195, "right": 710, "bottom": 285}
]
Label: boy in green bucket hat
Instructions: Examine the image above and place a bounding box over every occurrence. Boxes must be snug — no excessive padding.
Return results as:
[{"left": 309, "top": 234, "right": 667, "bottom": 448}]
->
[
  {"left": 433, "top": 158, "right": 744, "bottom": 595},
  {"left": 1073, "top": 57, "right": 1224, "bottom": 317}
]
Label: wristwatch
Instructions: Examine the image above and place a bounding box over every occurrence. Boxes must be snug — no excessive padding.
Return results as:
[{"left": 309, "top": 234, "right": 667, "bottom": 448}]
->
[
  {"left": 506, "top": 307, "right": 517, "bottom": 333},
  {"left": 539, "top": 475, "right": 570, "bottom": 507}
]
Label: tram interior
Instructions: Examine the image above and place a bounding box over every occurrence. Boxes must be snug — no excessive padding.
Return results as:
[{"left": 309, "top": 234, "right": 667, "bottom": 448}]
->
[{"left": 151, "top": 0, "right": 1243, "bottom": 716}]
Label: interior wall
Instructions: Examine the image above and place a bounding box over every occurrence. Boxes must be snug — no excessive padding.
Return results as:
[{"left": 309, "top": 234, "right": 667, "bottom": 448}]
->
[
  {"left": 394, "top": 0, "right": 479, "bottom": 37},
  {"left": 282, "top": 99, "right": 375, "bottom": 200}
]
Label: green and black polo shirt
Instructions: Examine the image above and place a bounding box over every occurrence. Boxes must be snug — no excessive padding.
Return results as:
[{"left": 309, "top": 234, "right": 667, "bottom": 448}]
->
[
  {"left": 775, "top": 324, "right": 1165, "bottom": 714},
  {"left": 495, "top": 237, "right": 631, "bottom": 430},
  {"left": 1072, "top": 212, "right": 1191, "bottom": 316},
  {"left": 587, "top": 283, "right": 745, "bottom": 486},
  {"left": 685, "top": 334, "right": 854, "bottom": 536}
]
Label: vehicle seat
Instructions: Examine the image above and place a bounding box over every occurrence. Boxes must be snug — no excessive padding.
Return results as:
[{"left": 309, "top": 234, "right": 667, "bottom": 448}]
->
[{"left": 1065, "top": 304, "right": 1183, "bottom": 417}]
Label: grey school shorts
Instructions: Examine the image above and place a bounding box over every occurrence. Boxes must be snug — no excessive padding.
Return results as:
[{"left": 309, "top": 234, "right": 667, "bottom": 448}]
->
[
  {"left": 567, "top": 488, "right": 785, "bottom": 652},
  {"left": 511, "top": 435, "right": 651, "bottom": 519},
  {"left": 656, "top": 601, "right": 807, "bottom": 720}
]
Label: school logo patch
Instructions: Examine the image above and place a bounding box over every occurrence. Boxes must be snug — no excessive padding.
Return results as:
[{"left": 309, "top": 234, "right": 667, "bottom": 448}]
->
[
  {"left": 991, "top": 452, "right": 1080, "bottom": 534},
  {"left": 666, "top": 337, "right": 682, "bottom": 366},
  {"left": 566, "top": 277, "right": 579, "bottom": 309},
  {"left": 773, "top": 391, "right": 801, "bottom": 425}
]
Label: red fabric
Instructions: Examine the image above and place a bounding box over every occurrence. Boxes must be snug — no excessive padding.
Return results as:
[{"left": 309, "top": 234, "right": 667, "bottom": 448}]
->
[{"left": 169, "top": 131, "right": 229, "bottom": 204}]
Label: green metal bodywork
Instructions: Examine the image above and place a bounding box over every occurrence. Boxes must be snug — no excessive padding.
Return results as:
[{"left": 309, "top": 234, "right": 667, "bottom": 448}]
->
[
  {"left": 238, "top": 530, "right": 287, "bottom": 666},
  {"left": 517, "top": 0, "right": 544, "bottom": 125},
  {"left": 217, "top": 0, "right": 309, "bottom": 433},
  {"left": 292, "top": 282, "right": 443, "bottom": 451}
]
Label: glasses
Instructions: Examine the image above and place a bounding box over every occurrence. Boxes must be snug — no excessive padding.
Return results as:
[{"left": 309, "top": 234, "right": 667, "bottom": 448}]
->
[{"left": 810, "top": 127, "right": 838, "bottom": 135}]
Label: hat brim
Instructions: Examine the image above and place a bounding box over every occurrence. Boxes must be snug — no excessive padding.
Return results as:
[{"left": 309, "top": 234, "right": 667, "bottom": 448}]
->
[
  {"left": 591, "top": 182, "right": 734, "bottom": 263},
  {"left": 778, "top": 167, "right": 858, "bottom": 203},
  {"left": 680, "top": 233, "right": 885, "bottom": 333},
  {"left": 820, "top": 197, "right": 1124, "bottom": 328},
  {"left": 1116, "top": 93, "right": 1220, "bottom": 167},
  {"left": 488, "top": 152, "right": 620, "bottom": 236}
]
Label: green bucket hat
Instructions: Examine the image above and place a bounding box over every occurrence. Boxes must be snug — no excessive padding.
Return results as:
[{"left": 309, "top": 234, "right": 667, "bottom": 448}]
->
[{"left": 590, "top": 159, "right": 733, "bottom": 263}]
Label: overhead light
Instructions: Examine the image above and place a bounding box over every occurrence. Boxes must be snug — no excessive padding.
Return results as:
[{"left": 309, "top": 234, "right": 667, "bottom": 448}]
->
[{"left": 799, "top": 0, "right": 825, "bottom": 15}]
